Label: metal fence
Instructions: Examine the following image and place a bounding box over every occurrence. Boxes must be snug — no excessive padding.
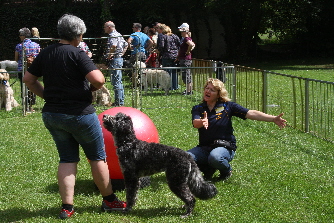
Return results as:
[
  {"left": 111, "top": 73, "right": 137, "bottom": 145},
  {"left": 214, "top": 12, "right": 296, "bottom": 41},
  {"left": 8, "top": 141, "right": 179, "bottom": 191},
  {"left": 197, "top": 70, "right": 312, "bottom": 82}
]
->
[
  {"left": 217, "top": 64, "right": 334, "bottom": 143},
  {"left": 2, "top": 37, "right": 333, "bottom": 142},
  {"left": 138, "top": 59, "right": 334, "bottom": 142}
]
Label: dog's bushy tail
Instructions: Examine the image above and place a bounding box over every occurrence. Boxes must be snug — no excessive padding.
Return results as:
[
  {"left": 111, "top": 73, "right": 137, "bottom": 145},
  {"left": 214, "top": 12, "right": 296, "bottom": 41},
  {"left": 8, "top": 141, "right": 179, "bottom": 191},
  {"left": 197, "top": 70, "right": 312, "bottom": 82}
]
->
[{"left": 188, "top": 161, "right": 218, "bottom": 200}]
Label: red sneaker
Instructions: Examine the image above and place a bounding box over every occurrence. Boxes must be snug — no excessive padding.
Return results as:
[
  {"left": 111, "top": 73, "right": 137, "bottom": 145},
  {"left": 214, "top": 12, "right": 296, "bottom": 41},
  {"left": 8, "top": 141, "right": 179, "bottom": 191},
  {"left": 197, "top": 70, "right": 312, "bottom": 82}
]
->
[
  {"left": 101, "top": 198, "right": 126, "bottom": 211},
  {"left": 59, "top": 208, "right": 75, "bottom": 219}
]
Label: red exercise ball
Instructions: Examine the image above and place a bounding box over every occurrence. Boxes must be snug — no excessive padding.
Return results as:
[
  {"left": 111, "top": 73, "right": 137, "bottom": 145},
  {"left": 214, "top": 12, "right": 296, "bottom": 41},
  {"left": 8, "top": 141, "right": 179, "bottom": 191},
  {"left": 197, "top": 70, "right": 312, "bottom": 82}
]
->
[{"left": 98, "top": 107, "right": 159, "bottom": 180}]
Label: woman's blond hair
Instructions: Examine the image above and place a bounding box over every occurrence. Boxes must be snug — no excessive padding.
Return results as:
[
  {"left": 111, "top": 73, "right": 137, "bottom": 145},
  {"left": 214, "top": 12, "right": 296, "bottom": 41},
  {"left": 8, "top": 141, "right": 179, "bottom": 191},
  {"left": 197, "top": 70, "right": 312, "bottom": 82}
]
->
[
  {"left": 203, "top": 78, "right": 231, "bottom": 102},
  {"left": 31, "top": 27, "right": 40, "bottom": 38},
  {"left": 165, "top": 26, "right": 172, "bottom": 35},
  {"left": 157, "top": 24, "right": 167, "bottom": 34}
]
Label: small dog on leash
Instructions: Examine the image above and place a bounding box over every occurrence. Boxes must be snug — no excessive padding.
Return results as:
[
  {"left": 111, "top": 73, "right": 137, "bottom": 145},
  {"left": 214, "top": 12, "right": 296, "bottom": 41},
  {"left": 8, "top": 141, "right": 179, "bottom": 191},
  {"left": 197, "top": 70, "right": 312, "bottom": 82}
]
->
[
  {"left": 0, "top": 69, "right": 20, "bottom": 111},
  {"left": 92, "top": 85, "right": 112, "bottom": 106},
  {"left": 102, "top": 112, "right": 218, "bottom": 218}
]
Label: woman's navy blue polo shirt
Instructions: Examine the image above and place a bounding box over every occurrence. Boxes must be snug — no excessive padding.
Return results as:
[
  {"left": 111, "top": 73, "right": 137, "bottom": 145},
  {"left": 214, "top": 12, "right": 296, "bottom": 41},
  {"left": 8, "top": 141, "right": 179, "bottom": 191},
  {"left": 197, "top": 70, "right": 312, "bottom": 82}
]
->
[{"left": 192, "top": 101, "right": 249, "bottom": 147}]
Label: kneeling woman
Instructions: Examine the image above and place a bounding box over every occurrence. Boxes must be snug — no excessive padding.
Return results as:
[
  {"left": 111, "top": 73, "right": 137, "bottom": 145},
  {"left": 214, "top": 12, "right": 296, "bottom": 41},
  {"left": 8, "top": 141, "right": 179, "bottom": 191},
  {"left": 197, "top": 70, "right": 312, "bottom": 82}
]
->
[{"left": 188, "top": 78, "right": 287, "bottom": 180}]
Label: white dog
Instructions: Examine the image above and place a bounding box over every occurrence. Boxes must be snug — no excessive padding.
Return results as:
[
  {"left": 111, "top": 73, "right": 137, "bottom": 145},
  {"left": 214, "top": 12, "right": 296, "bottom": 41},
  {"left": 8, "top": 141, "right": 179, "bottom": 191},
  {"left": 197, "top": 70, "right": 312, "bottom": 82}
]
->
[
  {"left": 0, "top": 69, "right": 20, "bottom": 111},
  {"left": 135, "top": 62, "right": 171, "bottom": 95},
  {"left": 0, "top": 60, "right": 18, "bottom": 71},
  {"left": 92, "top": 85, "right": 112, "bottom": 106}
]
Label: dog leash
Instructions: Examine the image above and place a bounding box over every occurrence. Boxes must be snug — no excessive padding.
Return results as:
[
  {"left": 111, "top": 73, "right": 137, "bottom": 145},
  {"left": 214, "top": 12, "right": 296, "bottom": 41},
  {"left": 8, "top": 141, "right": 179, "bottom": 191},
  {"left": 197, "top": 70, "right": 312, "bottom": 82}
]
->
[{"left": 10, "top": 79, "right": 17, "bottom": 87}]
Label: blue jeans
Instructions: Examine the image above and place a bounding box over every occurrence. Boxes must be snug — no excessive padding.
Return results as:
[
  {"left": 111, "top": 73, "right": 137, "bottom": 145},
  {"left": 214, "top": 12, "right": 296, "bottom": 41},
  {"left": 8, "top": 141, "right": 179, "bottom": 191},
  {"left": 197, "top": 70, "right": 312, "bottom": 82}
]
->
[
  {"left": 109, "top": 57, "right": 124, "bottom": 105},
  {"left": 187, "top": 146, "right": 235, "bottom": 175},
  {"left": 162, "top": 58, "right": 178, "bottom": 90},
  {"left": 42, "top": 112, "right": 106, "bottom": 163}
]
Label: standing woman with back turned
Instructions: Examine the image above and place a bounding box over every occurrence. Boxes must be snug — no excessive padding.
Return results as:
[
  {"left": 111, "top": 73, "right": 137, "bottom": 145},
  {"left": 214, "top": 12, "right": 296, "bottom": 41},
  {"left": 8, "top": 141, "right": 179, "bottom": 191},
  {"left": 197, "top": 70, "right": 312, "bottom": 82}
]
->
[
  {"left": 23, "top": 14, "right": 126, "bottom": 219},
  {"left": 31, "top": 27, "right": 40, "bottom": 44},
  {"left": 158, "top": 24, "right": 180, "bottom": 90},
  {"left": 15, "top": 27, "right": 40, "bottom": 112}
]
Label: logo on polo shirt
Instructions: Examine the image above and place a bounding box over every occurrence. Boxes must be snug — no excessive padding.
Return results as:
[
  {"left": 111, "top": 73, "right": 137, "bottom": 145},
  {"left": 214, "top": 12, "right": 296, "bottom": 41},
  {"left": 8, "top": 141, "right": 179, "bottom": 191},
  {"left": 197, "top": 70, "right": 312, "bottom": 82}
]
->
[{"left": 215, "top": 106, "right": 224, "bottom": 113}]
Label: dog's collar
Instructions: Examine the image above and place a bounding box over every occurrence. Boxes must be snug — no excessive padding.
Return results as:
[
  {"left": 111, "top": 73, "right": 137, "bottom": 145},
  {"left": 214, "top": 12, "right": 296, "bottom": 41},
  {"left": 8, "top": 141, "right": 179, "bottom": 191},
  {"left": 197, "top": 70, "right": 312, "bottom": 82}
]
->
[{"left": 1, "top": 80, "right": 7, "bottom": 86}]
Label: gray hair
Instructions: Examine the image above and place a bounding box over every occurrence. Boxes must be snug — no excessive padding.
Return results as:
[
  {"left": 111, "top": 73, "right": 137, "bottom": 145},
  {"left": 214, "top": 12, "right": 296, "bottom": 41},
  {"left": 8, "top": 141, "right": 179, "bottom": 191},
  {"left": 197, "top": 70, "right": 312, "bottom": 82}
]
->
[
  {"left": 19, "top": 28, "right": 31, "bottom": 37},
  {"left": 133, "top": 23, "right": 142, "bottom": 30},
  {"left": 105, "top": 21, "right": 115, "bottom": 28},
  {"left": 57, "top": 14, "right": 86, "bottom": 41}
]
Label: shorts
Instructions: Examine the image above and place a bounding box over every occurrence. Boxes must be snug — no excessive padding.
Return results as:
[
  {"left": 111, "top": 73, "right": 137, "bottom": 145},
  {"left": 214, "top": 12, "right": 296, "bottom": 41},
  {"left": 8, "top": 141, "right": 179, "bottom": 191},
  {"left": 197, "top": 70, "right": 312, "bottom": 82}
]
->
[{"left": 42, "top": 112, "right": 106, "bottom": 163}]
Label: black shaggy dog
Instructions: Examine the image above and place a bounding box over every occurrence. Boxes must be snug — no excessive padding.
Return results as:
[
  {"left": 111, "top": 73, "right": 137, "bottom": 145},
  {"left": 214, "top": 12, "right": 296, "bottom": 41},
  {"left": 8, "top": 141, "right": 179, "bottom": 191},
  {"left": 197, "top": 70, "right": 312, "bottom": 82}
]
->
[{"left": 102, "top": 112, "right": 218, "bottom": 218}]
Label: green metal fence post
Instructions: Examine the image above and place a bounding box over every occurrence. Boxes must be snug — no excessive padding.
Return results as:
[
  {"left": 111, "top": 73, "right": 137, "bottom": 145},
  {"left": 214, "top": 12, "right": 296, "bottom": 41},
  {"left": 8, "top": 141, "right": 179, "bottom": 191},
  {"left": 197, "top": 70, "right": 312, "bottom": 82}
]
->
[
  {"left": 262, "top": 70, "right": 268, "bottom": 113},
  {"left": 232, "top": 67, "right": 237, "bottom": 102},
  {"left": 305, "top": 79, "right": 310, "bottom": 132}
]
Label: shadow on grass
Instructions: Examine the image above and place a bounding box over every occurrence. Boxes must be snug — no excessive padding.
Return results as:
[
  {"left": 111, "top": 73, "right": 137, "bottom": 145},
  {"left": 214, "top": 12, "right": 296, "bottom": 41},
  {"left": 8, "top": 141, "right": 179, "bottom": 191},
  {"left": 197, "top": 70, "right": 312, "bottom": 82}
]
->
[
  {"left": 0, "top": 203, "right": 193, "bottom": 221},
  {"left": 244, "top": 57, "right": 334, "bottom": 71},
  {"left": 125, "top": 206, "right": 183, "bottom": 218},
  {"left": 1, "top": 200, "right": 186, "bottom": 222},
  {"left": 1, "top": 207, "right": 60, "bottom": 222},
  {"left": 13, "top": 174, "right": 192, "bottom": 220},
  {"left": 45, "top": 174, "right": 168, "bottom": 195},
  {"left": 148, "top": 173, "right": 166, "bottom": 192},
  {"left": 45, "top": 179, "right": 100, "bottom": 196}
]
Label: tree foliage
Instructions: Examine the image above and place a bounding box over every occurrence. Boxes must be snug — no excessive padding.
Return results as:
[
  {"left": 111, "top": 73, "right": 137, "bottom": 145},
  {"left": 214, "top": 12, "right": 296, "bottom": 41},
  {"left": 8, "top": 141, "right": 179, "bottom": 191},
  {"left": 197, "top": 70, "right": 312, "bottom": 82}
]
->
[
  {"left": 0, "top": 1, "right": 102, "bottom": 60},
  {"left": 0, "top": 0, "right": 332, "bottom": 61},
  {"left": 260, "top": 0, "right": 321, "bottom": 41}
]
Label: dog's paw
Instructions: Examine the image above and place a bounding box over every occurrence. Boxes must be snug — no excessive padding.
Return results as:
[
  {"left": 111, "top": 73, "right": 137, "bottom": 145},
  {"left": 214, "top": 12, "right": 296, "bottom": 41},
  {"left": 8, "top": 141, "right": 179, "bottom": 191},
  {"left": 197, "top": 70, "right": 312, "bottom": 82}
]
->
[
  {"left": 180, "top": 212, "right": 191, "bottom": 218},
  {"left": 179, "top": 204, "right": 192, "bottom": 218}
]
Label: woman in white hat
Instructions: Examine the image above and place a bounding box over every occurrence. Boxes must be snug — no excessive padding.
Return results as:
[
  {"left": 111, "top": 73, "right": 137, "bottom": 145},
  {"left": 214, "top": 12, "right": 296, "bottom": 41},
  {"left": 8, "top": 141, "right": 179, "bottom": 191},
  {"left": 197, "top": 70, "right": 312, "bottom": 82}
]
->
[{"left": 177, "top": 24, "right": 195, "bottom": 95}]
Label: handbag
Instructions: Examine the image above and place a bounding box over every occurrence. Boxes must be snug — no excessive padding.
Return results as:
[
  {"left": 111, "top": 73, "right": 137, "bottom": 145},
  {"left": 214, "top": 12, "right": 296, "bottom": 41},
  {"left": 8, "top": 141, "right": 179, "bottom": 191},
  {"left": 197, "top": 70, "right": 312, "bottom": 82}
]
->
[{"left": 210, "top": 139, "right": 236, "bottom": 151}]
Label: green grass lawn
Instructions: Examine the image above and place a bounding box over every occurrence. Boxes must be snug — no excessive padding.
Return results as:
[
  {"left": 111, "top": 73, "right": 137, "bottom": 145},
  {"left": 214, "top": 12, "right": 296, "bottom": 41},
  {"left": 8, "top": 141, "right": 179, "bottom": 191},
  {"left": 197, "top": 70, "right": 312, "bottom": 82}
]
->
[
  {"left": 245, "top": 58, "right": 334, "bottom": 82},
  {"left": 0, "top": 107, "right": 333, "bottom": 222}
]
